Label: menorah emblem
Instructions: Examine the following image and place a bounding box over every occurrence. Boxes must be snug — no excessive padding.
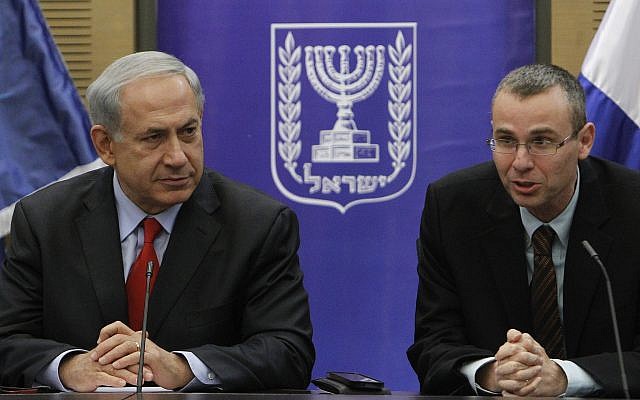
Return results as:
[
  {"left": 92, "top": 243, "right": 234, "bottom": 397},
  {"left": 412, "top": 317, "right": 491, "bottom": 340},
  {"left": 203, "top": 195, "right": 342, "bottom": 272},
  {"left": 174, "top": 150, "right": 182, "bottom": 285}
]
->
[{"left": 305, "top": 44, "right": 385, "bottom": 162}]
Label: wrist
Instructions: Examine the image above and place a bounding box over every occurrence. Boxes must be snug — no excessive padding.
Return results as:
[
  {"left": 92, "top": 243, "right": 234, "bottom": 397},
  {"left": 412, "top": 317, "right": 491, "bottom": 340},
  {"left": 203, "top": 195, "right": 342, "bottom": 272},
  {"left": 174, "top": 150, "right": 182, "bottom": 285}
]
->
[
  {"left": 169, "top": 353, "right": 195, "bottom": 389},
  {"left": 476, "top": 361, "right": 500, "bottom": 393}
]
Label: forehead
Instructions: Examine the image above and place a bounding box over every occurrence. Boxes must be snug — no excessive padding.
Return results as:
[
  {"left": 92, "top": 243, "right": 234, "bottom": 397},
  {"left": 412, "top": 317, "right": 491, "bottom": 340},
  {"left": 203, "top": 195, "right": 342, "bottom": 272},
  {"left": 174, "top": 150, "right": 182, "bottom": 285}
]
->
[
  {"left": 491, "top": 87, "right": 573, "bottom": 134},
  {"left": 120, "top": 75, "right": 196, "bottom": 109},
  {"left": 119, "top": 75, "right": 199, "bottom": 125}
]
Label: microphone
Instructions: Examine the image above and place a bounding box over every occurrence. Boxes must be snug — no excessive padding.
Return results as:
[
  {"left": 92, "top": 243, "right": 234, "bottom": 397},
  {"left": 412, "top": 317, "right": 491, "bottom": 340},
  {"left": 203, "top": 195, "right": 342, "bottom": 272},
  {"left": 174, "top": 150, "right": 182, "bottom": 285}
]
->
[
  {"left": 581, "top": 240, "right": 630, "bottom": 399},
  {"left": 136, "top": 260, "right": 154, "bottom": 394}
]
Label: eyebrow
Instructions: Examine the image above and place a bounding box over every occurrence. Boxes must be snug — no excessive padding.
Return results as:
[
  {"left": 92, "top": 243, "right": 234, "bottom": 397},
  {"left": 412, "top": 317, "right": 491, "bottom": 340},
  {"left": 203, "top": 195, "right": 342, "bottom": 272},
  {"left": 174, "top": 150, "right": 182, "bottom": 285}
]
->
[
  {"left": 493, "top": 127, "right": 556, "bottom": 136},
  {"left": 493, "top": 127, "right": 514, "bottom": 135},
  {"left": 143, "top": 118, "right": 200, "bottom": 135},
  {"left": 528, "top": 128, "right": 558, "bottom": 137},
  {"left": 180, "top": 118, "right": 199, "bottom": 128}
]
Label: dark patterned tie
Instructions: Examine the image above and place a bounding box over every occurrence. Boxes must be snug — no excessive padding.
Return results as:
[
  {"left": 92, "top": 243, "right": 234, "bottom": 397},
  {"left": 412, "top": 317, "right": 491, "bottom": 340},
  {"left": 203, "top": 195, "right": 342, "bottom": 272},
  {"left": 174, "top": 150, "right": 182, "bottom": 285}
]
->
[
  {"left": 531, "top": 225, "right": 566, "bottom": 359},
  {"left": 126, "top": 217, "right": 162, "bottom": 331}
]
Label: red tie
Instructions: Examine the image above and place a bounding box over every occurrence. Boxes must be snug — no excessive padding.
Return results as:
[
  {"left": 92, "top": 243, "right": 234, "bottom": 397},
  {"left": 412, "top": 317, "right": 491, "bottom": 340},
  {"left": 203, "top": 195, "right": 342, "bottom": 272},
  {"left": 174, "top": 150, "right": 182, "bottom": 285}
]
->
[{"left": 126, "top": 217, "right": 162, "bottom": 331}]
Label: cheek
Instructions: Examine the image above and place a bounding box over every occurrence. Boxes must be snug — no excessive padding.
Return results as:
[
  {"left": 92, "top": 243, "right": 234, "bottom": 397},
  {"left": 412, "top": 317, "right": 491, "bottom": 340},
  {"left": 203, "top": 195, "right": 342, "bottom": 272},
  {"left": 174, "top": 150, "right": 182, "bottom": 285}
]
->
[
  {"left": 185, "top": 145, "right": 204, "bottom": 164},
  {"left": 542, "top": 158, "right": 573, "bottom": 188},
  {"left": 120, "top": 154, "right": 159, "bottom": 181},
  {"left": 492, "top": 156, "right": 512, "bottom": 176}
]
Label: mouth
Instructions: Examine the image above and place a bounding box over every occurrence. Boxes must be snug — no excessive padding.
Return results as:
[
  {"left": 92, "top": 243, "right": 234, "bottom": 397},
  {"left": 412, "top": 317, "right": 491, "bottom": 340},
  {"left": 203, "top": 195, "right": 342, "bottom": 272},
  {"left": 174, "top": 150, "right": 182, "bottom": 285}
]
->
[
  {"left": 158, "top": 175, "right": 192, "bottom": 187},
  {"left": 511, "top": 179, "right": 540, "bottom": 194}
]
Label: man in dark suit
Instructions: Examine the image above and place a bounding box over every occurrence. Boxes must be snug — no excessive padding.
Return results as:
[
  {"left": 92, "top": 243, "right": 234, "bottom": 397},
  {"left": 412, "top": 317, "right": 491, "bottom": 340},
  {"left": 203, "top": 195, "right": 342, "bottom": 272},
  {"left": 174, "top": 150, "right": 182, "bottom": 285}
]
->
[
  {"left": 0, "top": 51, "right": 314, "bottom": 392},
  {"left": 407, "top": 64, "right": 640, "bottom": 397}
]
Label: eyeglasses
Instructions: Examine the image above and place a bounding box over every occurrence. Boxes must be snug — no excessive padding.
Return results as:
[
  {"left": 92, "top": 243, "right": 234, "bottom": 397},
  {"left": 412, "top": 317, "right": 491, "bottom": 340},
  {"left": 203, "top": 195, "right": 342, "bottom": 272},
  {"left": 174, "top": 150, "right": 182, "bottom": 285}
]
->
[{"left": 486, "top": 133, "right": 576, "bottom": 156}]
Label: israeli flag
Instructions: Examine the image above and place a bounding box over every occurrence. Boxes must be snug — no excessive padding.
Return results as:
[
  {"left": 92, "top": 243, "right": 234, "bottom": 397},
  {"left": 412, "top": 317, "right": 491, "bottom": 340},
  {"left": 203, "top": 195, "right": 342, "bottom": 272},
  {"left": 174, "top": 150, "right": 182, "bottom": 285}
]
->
[
  {"left": 579, "top": 0, "right": 640, "bottom": 169},
  {"left": 0, "top": 0, "right": 103, "bottom": 262}
]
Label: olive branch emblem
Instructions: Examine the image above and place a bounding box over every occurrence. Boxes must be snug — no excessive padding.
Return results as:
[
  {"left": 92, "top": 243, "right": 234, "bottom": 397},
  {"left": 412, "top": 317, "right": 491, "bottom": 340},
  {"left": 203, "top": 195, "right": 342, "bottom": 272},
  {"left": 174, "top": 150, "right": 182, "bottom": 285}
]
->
[
  {"left": 277, "top": 32, "right": 303, "bottom": 183},
  {"left": 386, "top": 31, "right": 412, "bottom": 183}
]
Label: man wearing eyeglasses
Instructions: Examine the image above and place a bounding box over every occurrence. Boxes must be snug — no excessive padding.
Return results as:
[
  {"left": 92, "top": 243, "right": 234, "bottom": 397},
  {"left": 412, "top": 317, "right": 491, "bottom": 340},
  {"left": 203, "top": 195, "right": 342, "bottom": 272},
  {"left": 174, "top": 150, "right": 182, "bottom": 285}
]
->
[{"left": 408, "top": 64, "right": 640, "bottom": 397}]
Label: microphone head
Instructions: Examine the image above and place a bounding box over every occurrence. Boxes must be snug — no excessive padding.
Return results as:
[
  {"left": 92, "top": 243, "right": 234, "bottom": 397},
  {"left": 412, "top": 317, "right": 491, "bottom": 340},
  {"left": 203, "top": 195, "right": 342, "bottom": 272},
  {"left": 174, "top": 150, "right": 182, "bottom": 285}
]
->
[{"left": 581, "top": 240, "right": 598, "bottom": 258}]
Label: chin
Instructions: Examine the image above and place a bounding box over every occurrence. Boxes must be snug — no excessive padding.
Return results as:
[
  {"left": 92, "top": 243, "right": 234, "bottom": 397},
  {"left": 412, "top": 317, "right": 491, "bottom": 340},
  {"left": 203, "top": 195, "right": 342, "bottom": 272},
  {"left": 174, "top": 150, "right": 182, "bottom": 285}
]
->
[
  {"left": 155, "top": 190, "right": 193, "bottom": 208},
  {"left": 510, "top": 194, "right": 538, "bottom": 210}
]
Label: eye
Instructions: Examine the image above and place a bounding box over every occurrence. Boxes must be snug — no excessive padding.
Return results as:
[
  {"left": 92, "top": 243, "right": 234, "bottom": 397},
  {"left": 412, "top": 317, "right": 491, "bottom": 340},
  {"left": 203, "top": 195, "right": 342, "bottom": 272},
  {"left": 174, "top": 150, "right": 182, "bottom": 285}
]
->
[
  {"left": 530, "top": 137, "right": 552, "bottom": 146},
  {"left": 496, "top": 137, "right": 516, "bottom": 144},
  {"left": 143, "top": 133, "right": 163, "bottom": 142},
  {"left": 179, "top": 126, "right": 199, "bottom": 141}
]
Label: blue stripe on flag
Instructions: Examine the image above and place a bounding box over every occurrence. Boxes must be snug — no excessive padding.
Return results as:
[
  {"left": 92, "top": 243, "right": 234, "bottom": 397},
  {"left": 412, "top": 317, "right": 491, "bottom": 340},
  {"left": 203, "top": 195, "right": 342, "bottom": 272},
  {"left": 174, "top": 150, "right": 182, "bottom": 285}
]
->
[{"left": 580, "top": 76, "right": 640, "bottom": 169}]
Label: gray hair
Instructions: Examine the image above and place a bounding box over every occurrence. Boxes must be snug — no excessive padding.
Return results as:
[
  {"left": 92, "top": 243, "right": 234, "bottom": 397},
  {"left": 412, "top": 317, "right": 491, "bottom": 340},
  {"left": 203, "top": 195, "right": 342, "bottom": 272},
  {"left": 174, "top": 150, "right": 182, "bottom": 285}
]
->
[
  {"left": 492, "top": 64, "right": 586, "bottom": 134},
  {"left": 86, "top": 51, "right": 204, "bottom": 139}
]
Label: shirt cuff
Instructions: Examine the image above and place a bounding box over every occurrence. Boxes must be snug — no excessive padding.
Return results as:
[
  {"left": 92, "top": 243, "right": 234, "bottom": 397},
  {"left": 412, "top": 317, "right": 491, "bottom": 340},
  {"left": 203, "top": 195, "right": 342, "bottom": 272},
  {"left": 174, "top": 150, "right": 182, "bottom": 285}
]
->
[
  {"left": 173, "top": 351, "right": 222, "bottom": 391},
  {"left": 553, "top": 359, "right": 602, "bottom": 397},
  {"left": 35, "top": 349, "right": 86, "bottom": 392}
]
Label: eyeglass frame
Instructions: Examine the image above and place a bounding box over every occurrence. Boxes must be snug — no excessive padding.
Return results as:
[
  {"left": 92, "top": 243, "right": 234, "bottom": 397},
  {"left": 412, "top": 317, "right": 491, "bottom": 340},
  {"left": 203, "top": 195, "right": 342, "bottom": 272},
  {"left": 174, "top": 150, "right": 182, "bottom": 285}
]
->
[{"left": 485, "top": 131, "right": 580, "bottom": 156}]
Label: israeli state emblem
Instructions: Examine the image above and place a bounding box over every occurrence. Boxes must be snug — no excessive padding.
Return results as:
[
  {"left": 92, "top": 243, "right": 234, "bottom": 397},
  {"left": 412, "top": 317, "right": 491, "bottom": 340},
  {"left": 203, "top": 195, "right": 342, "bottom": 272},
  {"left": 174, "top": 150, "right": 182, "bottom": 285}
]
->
[{"left": 271, "top": 23, "right": 417, "bottom": 213}]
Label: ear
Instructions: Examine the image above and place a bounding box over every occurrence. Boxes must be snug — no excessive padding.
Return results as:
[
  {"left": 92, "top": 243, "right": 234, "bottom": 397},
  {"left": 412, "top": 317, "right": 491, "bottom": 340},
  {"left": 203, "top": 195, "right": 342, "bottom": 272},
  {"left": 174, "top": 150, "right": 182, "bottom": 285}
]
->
[
  {"left": 90, "top": 125, "right": 116, "bottom": 166},
  {"left": 577, "top": 122, "right": 595, "bottom": 160}
]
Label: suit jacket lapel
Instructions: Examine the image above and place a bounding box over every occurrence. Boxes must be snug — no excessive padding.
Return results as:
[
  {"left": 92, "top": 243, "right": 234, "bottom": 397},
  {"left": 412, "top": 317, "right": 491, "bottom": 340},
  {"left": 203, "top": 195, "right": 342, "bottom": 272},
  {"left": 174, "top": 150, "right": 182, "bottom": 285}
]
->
[
  {"left": 563, "top": 159, "right": 612, "bottom": 356},
  {"left": 480, "top": 183, "right": 534, "bottom": 332},
  {"left": 148, "top": 172, "right": 222, "bottom": 335},
  {"left": 75, "top": 168, "right": 129, "bottom": 324}
]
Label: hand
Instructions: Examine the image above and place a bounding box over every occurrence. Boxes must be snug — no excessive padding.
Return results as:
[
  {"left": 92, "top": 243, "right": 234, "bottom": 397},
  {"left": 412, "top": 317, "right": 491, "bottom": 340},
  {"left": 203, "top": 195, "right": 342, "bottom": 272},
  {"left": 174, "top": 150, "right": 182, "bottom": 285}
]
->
[
  {"left": 494, "top": 329, "right": 542, "bottom": 396},
  {"left": 477, "top": 330, "right": 538, "bottom": 393},
  {"left": 59, "top": 350, "right": 135, "bottom": 392},
  {"left": 93, "top": 321, "right": 194, "bottom": 390},
  {"left": 495, "top": 329, "right": 567, "bottom": 397},
  {"left": 59, "top": 321, "right": 154, "bottom": 392}
]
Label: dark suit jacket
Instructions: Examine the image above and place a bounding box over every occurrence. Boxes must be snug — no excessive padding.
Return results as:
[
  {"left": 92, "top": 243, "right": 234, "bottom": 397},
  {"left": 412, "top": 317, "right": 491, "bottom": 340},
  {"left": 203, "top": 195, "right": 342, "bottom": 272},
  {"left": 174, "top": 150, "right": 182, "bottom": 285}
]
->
[
  {"left": 407, "top": 156, "right": 640, "bottom": 397},
  {"left": 0, "top": 167, "right": 314, "bottom": 391}
]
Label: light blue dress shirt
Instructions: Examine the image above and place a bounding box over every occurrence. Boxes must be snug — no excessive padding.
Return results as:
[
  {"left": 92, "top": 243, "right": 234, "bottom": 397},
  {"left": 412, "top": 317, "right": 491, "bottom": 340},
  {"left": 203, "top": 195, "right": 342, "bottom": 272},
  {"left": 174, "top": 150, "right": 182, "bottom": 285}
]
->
[{"left": 36, "top": 173, "right": 220, "bottom": 391}]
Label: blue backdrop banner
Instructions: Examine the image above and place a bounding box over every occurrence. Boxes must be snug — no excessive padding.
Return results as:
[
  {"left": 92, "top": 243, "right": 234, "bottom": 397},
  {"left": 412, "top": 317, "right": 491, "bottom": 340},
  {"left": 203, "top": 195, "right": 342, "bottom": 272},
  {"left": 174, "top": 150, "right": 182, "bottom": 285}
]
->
[
  {"left": 158, "top": 0, "right": 534, "bottom": 390},
  {"left": 0, "top": 0, "right": 97, "bottom": 247}
]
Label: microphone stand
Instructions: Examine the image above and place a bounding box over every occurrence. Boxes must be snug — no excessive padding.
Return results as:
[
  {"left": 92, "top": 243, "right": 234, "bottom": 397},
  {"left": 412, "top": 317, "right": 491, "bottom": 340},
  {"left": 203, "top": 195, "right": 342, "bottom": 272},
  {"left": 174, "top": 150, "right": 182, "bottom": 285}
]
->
[
  {"left": 582, "top": 241, "right": 630, "bottom": 399},
  {"left": 136, "top": 261, "right": 154, "bottom": 394}
]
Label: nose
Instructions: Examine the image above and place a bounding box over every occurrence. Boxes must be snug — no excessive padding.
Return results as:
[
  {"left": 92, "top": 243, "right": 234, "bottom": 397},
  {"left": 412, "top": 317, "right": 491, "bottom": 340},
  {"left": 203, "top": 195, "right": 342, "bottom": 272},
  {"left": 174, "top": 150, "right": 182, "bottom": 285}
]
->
[
  {"left": 163, "top": 134, "right": 188, "bottom": 167},
  {"left": 512, "top": 144, "right": 534, "bottom": 171}
]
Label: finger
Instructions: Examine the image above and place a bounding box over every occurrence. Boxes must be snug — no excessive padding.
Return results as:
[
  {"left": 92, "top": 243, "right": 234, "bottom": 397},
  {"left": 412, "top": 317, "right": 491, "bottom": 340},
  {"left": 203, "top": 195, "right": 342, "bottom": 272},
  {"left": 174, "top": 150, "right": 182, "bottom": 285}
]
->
[
  {"left": 498, "top": 378, "right": 526, "bottom": 393},
  {"left": 498, "top": 364, "right": 542, "bottom": 383},
  {"left": 498, "top": 370, "right": 542, "bottom": 395},
  {"left": 104, "top": 364, "right": 140, "bottom": 386},
  {"left": 111, "top": 350, "right": 146, "bottom": 369},
  {"left": 508, "top": 376, "right": 542, "bottom": 397},
  {"left": 495, "top": 359, "right": 530, "bottom": 379},
  {"left": 500, "top": 350, "right": 541, "bottom": 368},
  {"left": 96, "top": 340, "right": 140, "bottom": 365},
  {"left": 506, "top": 328, "right": 522, "bottom": 343},
  {"left": 520, "top": 376, "right": 542, "bottom": 396},
  {"left": 93, "top": 333, "right": 132, "bottom": 360},
  {"left": 126, "top": 365, "right": 154, "bottom": 382},
  {"left": 519, "top": 333, "right": 540, "bottom": 352},
  {"left": 94, "top": 371, "right": 128, "bottom": 388},
  {"left": 495, "top": 342, "right": 528, "bottom": 361},
  {"left": 97, "top": 321, "right": 135, "bottom": 344},
  {"left": 529, "top": 340, "right": 549, "bottom": 358}
]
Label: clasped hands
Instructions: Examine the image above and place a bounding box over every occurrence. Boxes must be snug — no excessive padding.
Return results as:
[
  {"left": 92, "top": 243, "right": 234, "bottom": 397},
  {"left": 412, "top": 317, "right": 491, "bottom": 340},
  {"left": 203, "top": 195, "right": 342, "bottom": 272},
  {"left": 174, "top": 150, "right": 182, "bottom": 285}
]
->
[
  {"left": 59, "top": 321, "right": 194, "bottom": 392},
  {"left": 477, "top": 328, "right": 568, "bottom": 397}
]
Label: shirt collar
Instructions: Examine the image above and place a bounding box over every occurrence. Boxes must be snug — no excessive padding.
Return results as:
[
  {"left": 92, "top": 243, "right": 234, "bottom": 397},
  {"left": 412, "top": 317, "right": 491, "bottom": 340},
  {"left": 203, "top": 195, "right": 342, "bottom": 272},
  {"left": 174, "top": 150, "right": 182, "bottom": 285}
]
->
[
  {"left": 520, "top": 166, "right": 581, "bottom": 248},
  {"left": 113, "top": 172, "right": 182, "bottom": 241}
]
